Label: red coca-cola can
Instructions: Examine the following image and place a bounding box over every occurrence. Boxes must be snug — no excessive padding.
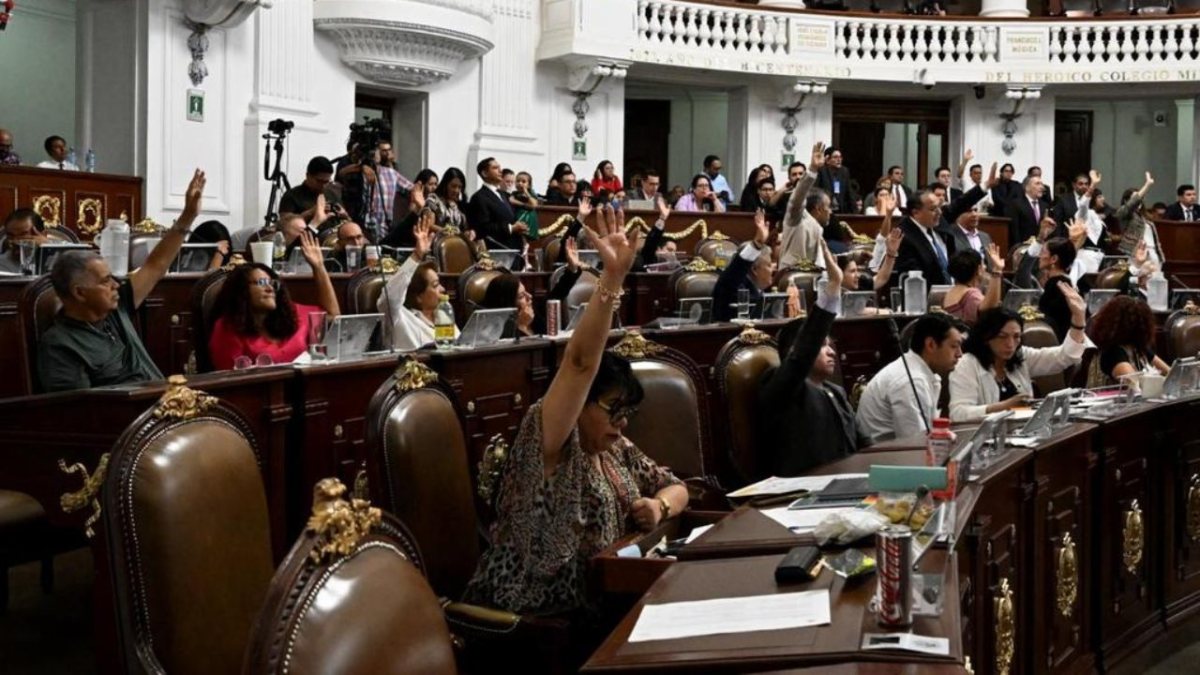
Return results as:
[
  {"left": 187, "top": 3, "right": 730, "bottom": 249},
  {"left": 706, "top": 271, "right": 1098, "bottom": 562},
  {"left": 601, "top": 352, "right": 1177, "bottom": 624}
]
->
[{"left": 876, "top": 524, "right": 913, "bottom": 627}]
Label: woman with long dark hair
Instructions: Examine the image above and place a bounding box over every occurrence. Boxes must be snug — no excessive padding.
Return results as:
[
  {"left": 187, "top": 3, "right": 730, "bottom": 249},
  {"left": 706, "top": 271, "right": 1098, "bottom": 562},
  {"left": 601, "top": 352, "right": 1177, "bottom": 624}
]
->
[
  {"left": 738, "top": 166, "right": 768, "bottom": 211},
  {"left": 1088, "top": 295, "right": 1168, "bottom": 385},
  {"left": 949, "top": 294, "right": 1088, "bottom": 422},
  {"left": 480, "top": 238, "right": 586, "bottom": 336},
  {"left": 591, "top": 160, "right": 622, "bottom": 195},
  {"left": 207, "top": 231, "right": 340, "bottom": 369},
  {"left": 187, "top": 219, "right": 233, "bottom": 270},
  {"left": 426, "top": 167, "right": 468, "bottom": 231}
]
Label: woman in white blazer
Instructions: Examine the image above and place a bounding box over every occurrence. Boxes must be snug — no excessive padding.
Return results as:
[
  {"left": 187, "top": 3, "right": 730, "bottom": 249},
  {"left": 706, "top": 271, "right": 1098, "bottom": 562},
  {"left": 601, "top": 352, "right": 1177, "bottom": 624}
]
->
[
  {"left": 949, "top": 282, "right": 1089, "bottom": 423},
  {"left": 378, "top": 210, "right": 459, "bottom": 351}
]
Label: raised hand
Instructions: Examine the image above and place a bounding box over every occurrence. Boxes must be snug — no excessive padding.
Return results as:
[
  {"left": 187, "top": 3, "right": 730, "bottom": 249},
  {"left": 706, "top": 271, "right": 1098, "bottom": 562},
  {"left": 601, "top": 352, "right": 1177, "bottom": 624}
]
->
[
  {"left": 1068, "top": 218, "right": 1087, "bottom": 248},
  {"left": 809, "top": 141, "right": 827, "bottom": 172},
  {"left": 1038, "top": 217, "right": 1057, "bottom": 242},
  {"left": 583, "top": 203, "right": 640, "bottom": 278},
  {"left": 311, "top": 193, "right": 330, "bottom": 230},
  {"left": 564, "top": 236, "right": 582, "bottom": 272},
  {"left": 410, "top": 182, "right": 426, "bottom": 209},
  {"left": 820, "top": 238, "right": 843, "bottom": 292},
  {"left": 877, "top": 191, "right": 895, "bottom": 216},
  {"left": 986, "top": 242, "right": 1006, "bottom": 273},
  {"left": 577, "top": 195, "right": 593, "bottom": 221},
  {"left": 1133, "top": 239, "right": 1149, "bottom": 266},
  {"left": 1144, "top": 171, "right": 1155, "bottom": 186},
  {"left": 656, "top": 195, "right": 670, "bottom": 222},
  {"left": 183, "top": 169, "right": 206, "bottom": 217},
  {"left": 886, "top": 227, "right": 904, "bottom": 256},
  {"left": 985, "top": 162, "right": 999, "bottom": 190},
  {"left": 298, "top": 229, "right": 324, "bottom": 269},
  {"left": 963, "top": 148, "right": 974, "bottom": 162},
  {"left": 1059, "top": 281, "right": 1086, "bottom": 325},
  {"left": 1088, "top": 169, "right": 1102, "bottom": 187},
  {"left": 413, "top": 209, "right": 435, "bottom": 259},
  {"left": 753, "top": 208, "right": 768, "bottom": 246}
]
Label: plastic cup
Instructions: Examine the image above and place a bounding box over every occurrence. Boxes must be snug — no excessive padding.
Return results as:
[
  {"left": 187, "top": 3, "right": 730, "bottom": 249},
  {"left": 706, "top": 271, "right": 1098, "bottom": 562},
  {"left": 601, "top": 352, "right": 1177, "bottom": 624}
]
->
[{"left": 250, "top": 241, "right": 274, "bottom": 266}]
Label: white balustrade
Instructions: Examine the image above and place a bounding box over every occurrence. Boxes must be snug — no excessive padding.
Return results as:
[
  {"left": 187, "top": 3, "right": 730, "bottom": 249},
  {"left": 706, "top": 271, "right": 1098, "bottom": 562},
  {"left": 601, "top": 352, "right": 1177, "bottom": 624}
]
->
[
  {"left": 638, "top": 0, "right": 789, "bottom": 55},
  {"left": 1048, "top": 20, "right": 1200, "bottom": 64}
]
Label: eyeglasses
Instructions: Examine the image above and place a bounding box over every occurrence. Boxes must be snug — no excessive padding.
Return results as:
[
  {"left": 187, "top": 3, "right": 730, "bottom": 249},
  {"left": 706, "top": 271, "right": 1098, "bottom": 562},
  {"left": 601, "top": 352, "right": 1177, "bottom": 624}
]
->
[
  {"left": 595, "top": 399, "right": 638, "bottom": 425},
  {"left": 252, "top": 277, "right": 280, "bottom": 290}
]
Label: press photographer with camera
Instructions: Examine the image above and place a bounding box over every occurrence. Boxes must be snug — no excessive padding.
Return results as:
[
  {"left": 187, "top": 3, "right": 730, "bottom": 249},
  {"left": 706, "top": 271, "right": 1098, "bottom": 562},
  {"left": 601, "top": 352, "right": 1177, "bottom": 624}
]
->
[{"left": 336, "top": 118, "right": 409, "bottom": 242}]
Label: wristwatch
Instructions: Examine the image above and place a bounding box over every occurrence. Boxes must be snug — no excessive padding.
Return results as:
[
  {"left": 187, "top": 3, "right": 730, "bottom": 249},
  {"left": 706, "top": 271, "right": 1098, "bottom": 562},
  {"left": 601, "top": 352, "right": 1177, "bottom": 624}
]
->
[{"left": 657, "top": 497, "right": 671, "bottom": 520}]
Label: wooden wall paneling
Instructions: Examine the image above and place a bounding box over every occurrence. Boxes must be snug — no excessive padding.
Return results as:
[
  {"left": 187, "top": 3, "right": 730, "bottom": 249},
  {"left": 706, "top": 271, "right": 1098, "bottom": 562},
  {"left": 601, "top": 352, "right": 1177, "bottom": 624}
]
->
[{"left": 1164, "top": 398, "right": 1200, "bottom": 626}]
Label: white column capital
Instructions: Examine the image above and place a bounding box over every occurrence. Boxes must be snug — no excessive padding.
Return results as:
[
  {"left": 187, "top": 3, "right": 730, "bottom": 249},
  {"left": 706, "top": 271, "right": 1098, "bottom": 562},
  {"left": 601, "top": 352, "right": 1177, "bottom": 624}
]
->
[{"left": 979, "top": 0, "right": 1030, "bottom": 17}]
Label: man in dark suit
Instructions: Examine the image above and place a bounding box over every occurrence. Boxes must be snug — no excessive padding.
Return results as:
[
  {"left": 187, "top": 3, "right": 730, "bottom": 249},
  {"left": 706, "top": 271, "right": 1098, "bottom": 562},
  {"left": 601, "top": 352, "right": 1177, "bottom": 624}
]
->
[
  {"left": 935, "top": 165, "right": 963, "bottom": 203},
  {"left": 1165, "top": 184, "right": 1198, "bottom": 222},
  {"left": 887, "top": 165, "right": 914, "bottom": 213},
  {"left": 468, "top": 156, "right": 526, "bottom": 251},
  {"left": 894, "top": 189, "right": 956, "bottom": 286},
  {"left": 1052, "top": 173, "right": 1093, "bottom": 226},
  {"left": 1005, "top": 174, "right": 1052, "bottom": 245},
  {"left": 711, "top": 210, "right": 773, "bottom": 322},
  {"left": 758, "top": 242, "right": 868, "bottom": 477},
  {"left": 814, "top": 146, "right": 858, "bottom": 214},
  {"left": 627, "top": 169, "right": 663, "bottom": 203}
]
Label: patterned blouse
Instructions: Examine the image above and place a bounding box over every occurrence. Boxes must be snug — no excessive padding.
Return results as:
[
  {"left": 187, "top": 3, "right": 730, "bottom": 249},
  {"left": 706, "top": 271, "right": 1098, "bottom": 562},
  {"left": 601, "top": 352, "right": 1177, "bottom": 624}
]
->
[
  {"left": 426, "top": 193, "right": 466, "bottom": 230},
  {"left": 463, "top": 401, "right": 682, "bottom": 615}
]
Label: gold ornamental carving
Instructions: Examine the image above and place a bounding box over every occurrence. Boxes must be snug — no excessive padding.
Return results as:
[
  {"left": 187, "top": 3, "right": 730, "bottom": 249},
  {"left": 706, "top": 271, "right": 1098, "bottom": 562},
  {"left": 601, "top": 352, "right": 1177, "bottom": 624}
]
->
[
  {"left": 1056, "top": 532, "right": 1078, "bottom": 618},
  {"left": 306, "top": 478, "right": 381, "bottom": 563},
  {"left": 1187, "top": 475, "right": 1200, "bottom": 542},
  {"left": 790, "top": 259, "right": 822, "bottom": 273},
  {"left": 394, "top": 358, "right": 437, "bottom": 393},
  {"left": 32, "top": 195, "right": 62, "bottom": 228},
  {"left": 153, "top": 375, "right": 217, "bottom": 421},
  {"left": 222, "top": 253, "right": 248, "bottom": 271},
  {"left": 683, "top": 257, "right": 716, "bottom": 273},
  {"left": 76, "top": 198, "right": 104, "bottom": 236},
  {"left": 477, "top": 434, "right": 510, "bottom": 505},
  {"left": 708, "top": 230, "right": 730, "bottom": 241},
  {"left": 132, "top": 218, "right": 163, "bottom": 234},
  {"left": 994, "top": 577, "right": 1015, "bottom": 675},
  {"left": 610, "top": 331, "right": 666, "bottom": 360},
  {"left": 379, "top": 256, "right": 399, "bottom": 274},
  {"left": 1016, "top": 304, "right": 1045, "bottom": 322},
  {"left": 475, "top": 256, "right": 498, "bottom": 272},
  {"left": 738, "top": 323, "right": 772, "bottom": 346},
  {"left": 353, "top": 467, "right": 369, "bottom": 501},
  {"left": 58, "top": 453, "right": 111, "bottom": 539},
  {"left": 1123, "top": 499, "right": 1144, "bottom": 575},
  {"left": 537, "top": 214, "right": 574, "bottom": 239}
]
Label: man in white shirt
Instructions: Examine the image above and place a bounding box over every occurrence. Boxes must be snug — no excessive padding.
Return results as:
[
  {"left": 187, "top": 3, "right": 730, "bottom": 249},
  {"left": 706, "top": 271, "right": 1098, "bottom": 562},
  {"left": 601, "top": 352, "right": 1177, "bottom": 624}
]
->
[
  {"left": 703, "top": 155, "right": 733, "bottom": 207},
  {"left": 35, "top": 135, "right": 79, "bottom": 171},
  {"left": 888, "top": 165, "right": 911, "bottom": 211},
  {"left": 779, "top": 142, "right": 828, "bottom": 269},
  {"left": 856, "top": 313, "right": 965, "bottom": 443}
]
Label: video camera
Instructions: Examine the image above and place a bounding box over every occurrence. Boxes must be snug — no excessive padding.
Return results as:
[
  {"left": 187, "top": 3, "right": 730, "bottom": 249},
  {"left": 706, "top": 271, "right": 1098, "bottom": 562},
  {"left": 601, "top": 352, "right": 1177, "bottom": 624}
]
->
[
  {"left": 348, "top": 117, "right": 391, "bottom": 159},
  {"left": 267, "top": 118, "right": 294, "bottom": 136}
]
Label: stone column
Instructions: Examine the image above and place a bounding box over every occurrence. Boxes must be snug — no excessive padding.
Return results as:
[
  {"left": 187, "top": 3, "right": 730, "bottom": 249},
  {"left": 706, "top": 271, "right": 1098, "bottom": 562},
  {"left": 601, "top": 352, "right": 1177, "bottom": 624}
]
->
[{"left": 979, "top": 0, "right": 1030, "bottom": 17}]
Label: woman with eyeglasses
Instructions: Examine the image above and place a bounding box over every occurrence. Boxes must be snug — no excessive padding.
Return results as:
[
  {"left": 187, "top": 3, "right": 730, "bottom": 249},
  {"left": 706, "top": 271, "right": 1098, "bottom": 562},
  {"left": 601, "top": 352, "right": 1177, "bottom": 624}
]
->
[
  {"left": 463, "top": 206, "right": 687, "bottom": 618},
  {"left": 207, "top": 230, "right": 340, "bottom": 370},
  {"left": 480, "top": 237, "right": 586, "bottom": 337},
  {"left": 948, "top": 292, "right": 1088, "bottom": 423}
]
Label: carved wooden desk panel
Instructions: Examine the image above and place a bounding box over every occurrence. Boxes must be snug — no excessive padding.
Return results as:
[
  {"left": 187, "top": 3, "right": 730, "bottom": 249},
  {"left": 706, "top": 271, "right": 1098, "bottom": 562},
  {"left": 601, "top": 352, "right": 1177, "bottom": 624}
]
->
[{"left": 0, "top": 166, "right": 142, "bottom": 242}]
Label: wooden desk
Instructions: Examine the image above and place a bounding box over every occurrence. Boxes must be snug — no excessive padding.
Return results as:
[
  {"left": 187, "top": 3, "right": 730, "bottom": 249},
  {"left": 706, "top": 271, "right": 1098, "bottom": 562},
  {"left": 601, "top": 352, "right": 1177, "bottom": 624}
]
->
[
  {"left": 1156, "top": 219, "right": 1200, "bottom": 288},
  {"left": 0, "top": 166, "right": 143, "bottom": 242},
  {"left": 584, "top": 550, "right": 961, "bottom": 673},
  {"left": 534, "top": 207, "right": 757, "bottom": 254}
]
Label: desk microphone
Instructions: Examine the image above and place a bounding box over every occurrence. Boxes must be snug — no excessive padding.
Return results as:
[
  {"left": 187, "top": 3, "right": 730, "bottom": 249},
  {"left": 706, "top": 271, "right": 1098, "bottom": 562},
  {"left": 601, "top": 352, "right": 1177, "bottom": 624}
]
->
[{"left": 888, "top": 317, "right": 931, "bottom": 434}]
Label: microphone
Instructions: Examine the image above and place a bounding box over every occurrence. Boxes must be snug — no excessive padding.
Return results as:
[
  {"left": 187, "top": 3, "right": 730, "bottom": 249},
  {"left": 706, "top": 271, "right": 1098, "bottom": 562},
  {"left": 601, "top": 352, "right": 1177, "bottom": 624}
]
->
[
  {"left": 375, "top": 251, "right": 398, "bottom": 355},
  {"left": 888, "top": 317, "right": 931, "bottom": 434}
]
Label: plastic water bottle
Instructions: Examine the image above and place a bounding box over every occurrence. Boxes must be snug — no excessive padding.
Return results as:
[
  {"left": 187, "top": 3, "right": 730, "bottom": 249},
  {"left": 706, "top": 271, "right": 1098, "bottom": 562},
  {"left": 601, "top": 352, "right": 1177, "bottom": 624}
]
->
[
  {"left": 99, "top": 219, "right": 130, "bottom": 276},
  {"left": 272, "top": 230, "right": 287, "bottom": 271},
  {"left": 903, "top": 271, "right": 927, "bottom": 315},
  {"left": 66, "top": 147, "right": 77, "bottom": 168},
  {"left": 85, "top": 149, "right": 96, "bottom": 173},
  {"left": 1147, "top": 272, "right": 1168, "bottom": 312},
  {"left": 435, "top": 294, "right": 456, "bottom": 349}
]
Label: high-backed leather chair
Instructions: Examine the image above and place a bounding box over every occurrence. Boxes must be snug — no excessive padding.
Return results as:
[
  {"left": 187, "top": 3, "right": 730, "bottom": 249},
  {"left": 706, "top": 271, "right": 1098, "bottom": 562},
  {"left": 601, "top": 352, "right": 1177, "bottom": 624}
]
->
[
  {"left": 1093, "top": 263, "right": 1129, "bottom": 290},
  {"left": 345, "top": 267, "right": 386, "bottom": 315},
  {"left": 190, "top": 266, "right": 234, "bottom": 372},
  {"left": 458, "top": 259, "right": 508, "bottom": 319},
  {"left": 543, "top": 237, "right": 564, "bottom": 269},
  {"left": 243, "top": 480, "right": 455, "bottom": 675},
  {"left": 0, "top": 489, "right": 81, "bottom": 611},
  {"left": 1165, "top": 308, "right": 1200, "bottom": 361},
  {"left": 1022, "top": 318, "right": 1071, "bottom": 396},
  {"left": 559, "top": 266, "right": 600, "bottom": 324},
  {"left": 101, "top": 376, "right": 274, "bottom": 675},
  {"left": 128, "top": 221, "right": 167, "bottom": 270},
  {"left": 713, "top": 326, "right": 779, "bottom": 484},
  {"left": 928, "top": 285, "right": 950, "bottom": 310},
  {"left": 669, "top": 261, "right": 719, "bottom": 309},
  {"left": 364, "top": 359, "right": 568, "bottom": 672},
  {"left": 17, "top": 275, "right": 61, "bottom": 393},
  {"left": 694, "top": 234, "right": 737, "bottom": 266},
  {"left": 774, "top": 267, "right": 820, "bottom": 316},
  {"left": 1009, "top": 240, "right": 1034, "bottom": 272},
  {"left": 433, "top": 233, "right": 474, "bottom": 274},
  {"left": 46, "top": 227, "right": 81, "bottom": 243}
]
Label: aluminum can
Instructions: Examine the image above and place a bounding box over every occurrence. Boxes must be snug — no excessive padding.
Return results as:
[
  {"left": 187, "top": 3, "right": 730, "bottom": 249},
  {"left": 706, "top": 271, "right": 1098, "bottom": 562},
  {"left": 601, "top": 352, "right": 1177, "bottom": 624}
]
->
[
  {"left": 546, "top": 300, "right": 561, "bottom": 336},
  {"left": 876, "top": 524, "right": 913, "bottom": 627}
]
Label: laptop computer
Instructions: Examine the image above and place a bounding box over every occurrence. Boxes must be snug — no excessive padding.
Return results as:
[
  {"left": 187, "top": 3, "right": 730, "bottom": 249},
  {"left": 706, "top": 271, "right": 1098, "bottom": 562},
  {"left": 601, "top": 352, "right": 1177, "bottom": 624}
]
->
[
  {"left": 456, "top": 308, "right": 516, "bottom": 348},
  {"left": 320, "top": 313, "right": 384, "bottom": 361},
  {"left": 677, "top": 297, "right": 712, "bottom": 325},
  {"left": 36, "top": 244, "right": 92, "bottom": 275},
  {"left": 172, "top": 243, "right": 219, "bottom": 273}
]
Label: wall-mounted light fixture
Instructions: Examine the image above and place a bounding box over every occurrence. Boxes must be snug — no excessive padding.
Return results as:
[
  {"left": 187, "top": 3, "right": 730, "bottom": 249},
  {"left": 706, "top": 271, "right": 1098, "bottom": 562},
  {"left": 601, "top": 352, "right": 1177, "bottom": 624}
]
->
[{"left": 1000, "top": 86, "right": 1042, "bottom": 155}]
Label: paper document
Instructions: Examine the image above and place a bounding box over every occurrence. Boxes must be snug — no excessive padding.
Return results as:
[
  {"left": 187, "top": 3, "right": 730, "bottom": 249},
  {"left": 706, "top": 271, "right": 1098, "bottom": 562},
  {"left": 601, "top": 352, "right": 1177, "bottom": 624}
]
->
[
  {"left": 1008, "top": 407, "right": 1036, "bottom": 422},
  {"left": 760, "top": 507, "right": 852, "bottom": 531},
  {"left": 727, "top": 473, "right": 866, "bottom": 499},
  {"left": 628, "top": 590, "right": 831, "bottom": 643},
  {"left": 861, "top": 632, "right": 950, "bottom": 656},
  {"left": 684, "top": 524, "right": 713, "bottom": 544}
]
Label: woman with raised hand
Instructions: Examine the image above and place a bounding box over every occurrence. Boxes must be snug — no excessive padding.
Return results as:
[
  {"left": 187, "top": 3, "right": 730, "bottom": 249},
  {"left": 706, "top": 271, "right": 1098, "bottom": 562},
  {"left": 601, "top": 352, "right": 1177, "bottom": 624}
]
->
[
  {"left": 378, "top": 209, "right": 458, "bottom": 351},
  {"left": 464, "top": 205, "right": 687, "bottom": 616},
  {"left": 207, "top": 230, "right": 340, "bottom": 370},
  {"left": 943, "top": 243, "right": 1006, "bottom": 325}
]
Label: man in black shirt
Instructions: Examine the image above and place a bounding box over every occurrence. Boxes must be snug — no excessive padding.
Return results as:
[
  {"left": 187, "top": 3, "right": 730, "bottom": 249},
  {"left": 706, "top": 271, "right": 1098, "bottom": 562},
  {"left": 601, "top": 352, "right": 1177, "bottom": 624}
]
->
[
  {"left": 711, "top": 209, "right": 773, "bottom": 322},
  {"left": 545, "top": 171, "right": 581, "bottom": 206},
  {"left": 279, "top": 156, "right": 335, "bottom": 222}
]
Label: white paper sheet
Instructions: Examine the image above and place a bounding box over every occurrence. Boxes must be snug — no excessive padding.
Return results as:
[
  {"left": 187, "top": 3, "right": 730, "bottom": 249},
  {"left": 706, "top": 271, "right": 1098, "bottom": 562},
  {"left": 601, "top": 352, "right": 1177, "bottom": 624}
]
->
[
  {"left": 727, "top": 473, "right": 867, "bottom": 499},
  {"left": 760, "top": 507, "right": 852, "bottom": 531},
  {"left": 627, "top": 590, "right": 831, "bottom": 643},
  {"left": 861, "top": 632, "right": 950, "bottom": 656},
  {"left": 684, "top": 524, "right": 714, "bottom": 544},
  {"left": 1007, "top": 407, "right": 1036, "bottom": 421}
]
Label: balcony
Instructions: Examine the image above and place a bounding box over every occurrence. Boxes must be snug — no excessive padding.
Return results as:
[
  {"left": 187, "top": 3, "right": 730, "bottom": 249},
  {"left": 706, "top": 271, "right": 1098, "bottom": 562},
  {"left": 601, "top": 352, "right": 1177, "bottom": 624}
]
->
[{"left": 538, "top": 0, "right": 1200, "bottom": 85}]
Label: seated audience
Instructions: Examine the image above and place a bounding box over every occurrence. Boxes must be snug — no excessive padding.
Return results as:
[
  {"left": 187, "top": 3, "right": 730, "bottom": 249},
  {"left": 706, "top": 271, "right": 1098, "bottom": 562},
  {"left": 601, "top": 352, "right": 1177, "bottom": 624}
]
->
[
  {"left": 279, "top": 156, "right": 335, "bottom": 222},
  {"left": 187, "top": 220, "right": 233, "bottom": 270},
  {"left": 463, "top": 206, "right": 686, "bottom": 616},
  {"left": 627, "top": 169, "right": 661, "bottom": 202},
  {"left": 943, "top": 246, "right": 1004, "bottom": 325},
  {"left": 36, "top": 135, "right": 79, "bottom": 171},
  {"left": 768, "top": 161, "right": 806, "bottom": 221},
  {"left": 38, "top": 170, "right": 206, "bottom": 391},
  {"left": 481, "top": 240, "right": 586, "bottom": 337},
  {"left": 545, "top": 170, "right": 582, "bottom": 207},
  {"left": 864, "top": 185, "right": 902, "bottom": 216},
  {"left": 1165, "top": 184, "right": 1197, "bottom": 222},
  {"left": 1088, "top": 295, "right": 1169, "bottom": 386},
  {"left": 546, "top": 162, "right": 573, "bottom": 195},
  {"left": 947, "top": 210, "right": 994, "bottom": 269},
  {"left": 839, "top": 227, "right": 902, "bottom": 294},
  {"left": 207, "top": 231, "right": 340, "bottom": 369},
  {"left": 426, "top": 166, "right": 469, "bottom": 231},
  {"left": 331, "top": 221, "right": 367, "bottom": 269},
  {"left": 949, "top": 297, "right": 1088, "bottom": 422},
  {"left": 0, "top": 128, "right": 19, "bottom": 165},
  {"left": 1034, "top": 237, "right": 1080, "bottom": 341},
  {"left": 856, "top": 313, "right": 965, "bottom": 444},
  {"left": 674, "top": 174, "right": 726, "bottom": 213},
  {"left": 379, "top": 211, "right": 460, "bottom": 350},
  {"left": 866, "top": 192, "right": 898, "bottom": 273},
  {"left": 738, "top": 166, "right": 770, "bottom": 211},
  {"left": 635, "top": 197, "right": 678, "bottom": 269},
  {"left": 1, "top": 208, "right": 49, "bottom": 273},
  {"left": 895, "top": 188, "right": 956, "bottom": 286},
  {"left": 759, "top": 240, "right": 867, "bottom": 476},
  {"left": 591, "top": 160, "right": 622, "bottom": 195},
  {"left": 703, "top": 154, "right": 733, "bottom": 206},
  {"left": 712, "top": 209, "right": 772, "bottom": 322}
]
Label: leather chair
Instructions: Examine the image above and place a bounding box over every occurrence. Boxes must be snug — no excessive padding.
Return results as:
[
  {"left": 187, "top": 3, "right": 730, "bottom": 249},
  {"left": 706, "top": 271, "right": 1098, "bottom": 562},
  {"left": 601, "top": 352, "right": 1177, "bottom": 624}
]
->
[
  {"left": 1008, "top": 240, "right": 1034, "bottom": 273},
  {"left": 346, "top": 267, "right": 388, "bottom": 315},
  {"left": 45, "top": 227, "right": 81, "bottom": 243},
  {"left": 559, "top": 266, "right": 600, "bottom": 325},
  {"left": 243, "top": 480, "right": 455, "bottom": 675},
  {"left": 1165, "top": 308, "right": 1200, "bottom": 362},
  {"left": 928, "top": 285, "right": 950, "bottom": 310},
  {"left": 364, "top": 359, "right": 568, "bottom": 672},
  {"left": 694, "top": 235, "right": 737, "bottom": 267},
  {"left": 129, "top": 223, "right": 167, "bottom": 270},
  {"left": 669, "top": 264, "right": 719, "bottom": 311},
  {"left": 1022, "top": 319, "right": 1071, "bottom": 396},
  {"left": 1133, "top": 0, "right": 1172, "bottom": 13},
  {"left": 1093, "top": 263, "right": 1129, "bottom": 290},
  {"left": 0, "top": 490, "right": 82, "bottom": 611},
  {"left": 434, "top": 233, "right": 475, "bottom": 274},
  {"left": 458, "top": 260, "right": 508, "bottom": 320},
  {"left": 101, "top": 377, "right": 274, "bottom": 675},
  {"left": 713, "top": 326, "right": 779, "bottom": 484},
  {"left": 774, "top": 268, "right": 820, "bottom": 316},
  {"left": 543, "top": 237, "right": 564, "bottom": 269},
  {"left": 18, "top": 275, "right": 61, "bottom": 393},
  {"left": 190, "top": 267, "right": 231, "bottom": 373}
]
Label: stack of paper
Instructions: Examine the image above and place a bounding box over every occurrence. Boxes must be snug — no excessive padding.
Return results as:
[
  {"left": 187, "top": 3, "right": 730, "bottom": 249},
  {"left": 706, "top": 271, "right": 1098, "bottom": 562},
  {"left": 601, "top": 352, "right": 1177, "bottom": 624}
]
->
[
  {"left": 728, "top": 473, "right": 868, "bottom": 499},
  {"left": 760, "top": 507, "right": 853, "bottom": 532},
  {"left": 627, "top": 590, "right": 831, "bottom": 642}
]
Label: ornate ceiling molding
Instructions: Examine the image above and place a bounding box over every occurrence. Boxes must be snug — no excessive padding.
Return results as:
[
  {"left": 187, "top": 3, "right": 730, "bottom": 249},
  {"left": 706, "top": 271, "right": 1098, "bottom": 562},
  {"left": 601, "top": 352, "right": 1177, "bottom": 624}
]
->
[{"left": 315, "top": 6, "right": 494, "bottom": 89}]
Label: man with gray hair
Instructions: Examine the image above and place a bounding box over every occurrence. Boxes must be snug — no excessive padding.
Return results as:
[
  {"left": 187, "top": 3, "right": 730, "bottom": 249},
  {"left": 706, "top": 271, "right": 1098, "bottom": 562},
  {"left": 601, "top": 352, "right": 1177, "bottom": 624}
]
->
[
  {"left": 38, "top": 169, "right": 207, "bottom": 392},
  {"left": 1006, "top": 171, "right": 1051, "bottom": 245}
]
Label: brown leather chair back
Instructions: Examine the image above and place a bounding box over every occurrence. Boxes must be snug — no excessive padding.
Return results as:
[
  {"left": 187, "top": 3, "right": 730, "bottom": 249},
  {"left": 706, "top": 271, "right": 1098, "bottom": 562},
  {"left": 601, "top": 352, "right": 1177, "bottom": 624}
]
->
[
  {"left": 669, "top": 266, "right": 719, "bottom": 308},
  {"left": 610, "top": 333, "right": 712, "bottom": 478},
  {"left": 1022, "top": 319, "right": 1070, "bottom": 395},
  {"left": 17, "top": 275, "right": 61, "bottom": 393},
  {"left": 244, "top": 484, "right": 454, "bottom": 675},
  {"left": 365, "top": 360, "right": 480, "bottom": 599},
  {"left": 561, "top": 267, "right": 600, "bottom": 321},
  {"left": 713, "top": 327, "right": 779, "bottom": 483},
  {"left": 128, "top": 229, "right": 166, "bottom": 270},
  {"left": 458, "top": 262, "right": 507, "bottom": 316},
  {"left": 434, "top": 233, "right": 474, "bottom": 274},
  {"left": 928, "top": 285, "right": 950, "bottom": 310},
  {"left": 1009, "top": 240, "right": 1033, "bottom": 272},
  {"left": 543, "top": 237, "right": 563, "bottom": 268},
  {"left": 45, "top": 226, "right": 81, "bottom": 243},
  {"left": 345, "top": 267, "right": 387, "bottom": 315},
  {"left": 774, "top": 268, "right": 820, "bottom": 315},
  {"left": 694, "top": 236, "right": 738, "bottom": 266},
  {"left": 1165, "top": 309, "right": 1200, "bottom": 361},
  {"left": 1093, "top": 264, "right": 1129, "bottom": 290},
  {"left": 190, "top": 267, "right": 231, "bottom": 373},
  {"left": 102, "top": 378, "right": 274, "bottom": 675}
]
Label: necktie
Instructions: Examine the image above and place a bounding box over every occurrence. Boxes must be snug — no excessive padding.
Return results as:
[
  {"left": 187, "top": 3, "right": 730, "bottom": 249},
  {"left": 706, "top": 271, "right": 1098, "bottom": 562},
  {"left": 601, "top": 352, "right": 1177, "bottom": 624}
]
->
[
  {"left": 930, "top": 230, "right": 948, "bottom": 276},
  {"left": 1032, "top": 199, "right": 1040, "bottom": 222},
  {"left": 1188, "top": 207, "right": 1194, "bottom": 222},
  {"left": 58, "top": 162, "right": 64, "bottom": 170}
]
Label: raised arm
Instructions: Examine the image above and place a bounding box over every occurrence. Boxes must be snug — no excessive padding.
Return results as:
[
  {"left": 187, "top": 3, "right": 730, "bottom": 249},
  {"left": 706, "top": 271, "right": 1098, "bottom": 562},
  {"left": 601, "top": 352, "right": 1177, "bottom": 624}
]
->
[
  {"left": 872, "top": 227, "right": 903, "bottom": 291},
  {"left": 638, "top": 197, "right": 669, "bottom": 269},
  {"left": 954, "top": 149, "right": 973, "bottom": 189},
  {"left": 132, "top": 169, "right": 205, "bottom": 307},
  {"left": 981, "top": 243, "right": 1006, "bottom": 312},
  {"left": 298, "top": 230, "right": 340, "bottom": 318},
  {"left": 541, "top": 205, "right": 641, "bottom": 468},
  {"left": 781, "top": 142, "right": 824, "bottom": 230},
  {"left": 1118, "top": 172, "right": 1154, "bottom": 219}
]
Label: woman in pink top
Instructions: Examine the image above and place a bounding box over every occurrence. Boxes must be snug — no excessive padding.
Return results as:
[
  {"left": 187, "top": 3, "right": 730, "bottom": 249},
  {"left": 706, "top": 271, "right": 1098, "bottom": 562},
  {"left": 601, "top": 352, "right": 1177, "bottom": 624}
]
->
[
  {"left": 207, "top": 231, "right": 341, "bottom": 370},
  {"left": 591, "top": 160, "right": 623, "bottom": 195},
  {"left": 942, "top": 244, "right": 1005, "bottom": 325},
  {"left": 673, "top": 174, "right": 726, "bottom": 213}
]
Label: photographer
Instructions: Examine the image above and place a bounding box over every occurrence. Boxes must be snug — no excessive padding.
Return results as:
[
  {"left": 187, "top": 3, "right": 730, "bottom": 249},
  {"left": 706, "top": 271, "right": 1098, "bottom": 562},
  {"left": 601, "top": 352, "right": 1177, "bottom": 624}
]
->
[
  {"left": 336, "top": 118, "right": 399, "bottom": 241},
  {"left": 279, "top": 156, "right": 337, "bottom": 223}
]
